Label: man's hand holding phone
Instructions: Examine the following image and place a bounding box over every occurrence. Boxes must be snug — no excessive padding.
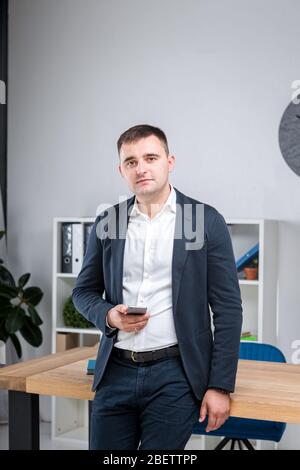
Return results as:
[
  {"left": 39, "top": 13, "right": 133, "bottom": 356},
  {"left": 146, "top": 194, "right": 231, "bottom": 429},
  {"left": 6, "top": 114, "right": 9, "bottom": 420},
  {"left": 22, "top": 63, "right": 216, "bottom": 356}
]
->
[{"left": 106, "top": 304, "right": 150, "bottom": 332}]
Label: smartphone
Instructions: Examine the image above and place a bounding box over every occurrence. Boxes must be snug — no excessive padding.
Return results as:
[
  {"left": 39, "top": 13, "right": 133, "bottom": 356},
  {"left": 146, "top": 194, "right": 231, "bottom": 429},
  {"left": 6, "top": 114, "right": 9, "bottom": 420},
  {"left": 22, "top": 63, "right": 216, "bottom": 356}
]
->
[{"left": 127, "top": 306, "right": 147, "bottom": 315}]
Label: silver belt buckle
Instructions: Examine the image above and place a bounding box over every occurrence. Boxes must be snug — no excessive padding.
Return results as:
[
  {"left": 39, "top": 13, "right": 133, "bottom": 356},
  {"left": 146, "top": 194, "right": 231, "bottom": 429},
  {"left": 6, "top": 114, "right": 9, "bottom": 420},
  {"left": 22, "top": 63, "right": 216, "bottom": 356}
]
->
[{"left": 131, "top": 351, "right": 138, "bottom": 362}]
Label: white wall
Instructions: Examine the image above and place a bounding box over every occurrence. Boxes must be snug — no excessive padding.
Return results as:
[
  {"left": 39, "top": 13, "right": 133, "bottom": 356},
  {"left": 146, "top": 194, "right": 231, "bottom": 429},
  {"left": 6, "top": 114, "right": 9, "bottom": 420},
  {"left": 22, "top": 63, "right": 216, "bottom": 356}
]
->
[{"left": 7, "top": 0, "right": 300, "bottom": 448}]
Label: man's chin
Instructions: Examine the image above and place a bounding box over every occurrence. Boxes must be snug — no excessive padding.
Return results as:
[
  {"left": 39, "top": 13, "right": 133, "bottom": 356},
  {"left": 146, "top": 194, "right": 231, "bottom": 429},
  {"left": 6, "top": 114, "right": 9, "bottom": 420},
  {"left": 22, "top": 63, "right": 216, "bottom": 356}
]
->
[{"left": 135, "top": 184, "right": 156, "bottom": 194}]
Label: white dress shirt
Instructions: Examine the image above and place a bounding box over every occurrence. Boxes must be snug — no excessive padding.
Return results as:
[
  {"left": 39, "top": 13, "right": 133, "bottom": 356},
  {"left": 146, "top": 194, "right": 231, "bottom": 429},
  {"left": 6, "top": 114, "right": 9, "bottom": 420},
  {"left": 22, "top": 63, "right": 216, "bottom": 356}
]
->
[{"left": 114, "top": 184, "right": 178, "bottom": 352}]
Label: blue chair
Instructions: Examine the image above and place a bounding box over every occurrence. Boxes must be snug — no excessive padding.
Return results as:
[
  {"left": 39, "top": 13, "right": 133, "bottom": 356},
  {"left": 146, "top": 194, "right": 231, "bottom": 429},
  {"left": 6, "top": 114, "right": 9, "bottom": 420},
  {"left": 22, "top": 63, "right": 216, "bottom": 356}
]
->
[{"left": 193, "top": 343, "right": 286, "bottom": 450}]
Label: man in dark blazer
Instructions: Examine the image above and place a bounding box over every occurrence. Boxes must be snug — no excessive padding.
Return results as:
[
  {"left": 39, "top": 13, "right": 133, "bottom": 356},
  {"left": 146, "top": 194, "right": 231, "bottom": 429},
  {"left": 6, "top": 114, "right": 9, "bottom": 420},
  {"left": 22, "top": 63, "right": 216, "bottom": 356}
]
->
[{"left": 72, "top": 124, "right": 243, "bottom": 450}]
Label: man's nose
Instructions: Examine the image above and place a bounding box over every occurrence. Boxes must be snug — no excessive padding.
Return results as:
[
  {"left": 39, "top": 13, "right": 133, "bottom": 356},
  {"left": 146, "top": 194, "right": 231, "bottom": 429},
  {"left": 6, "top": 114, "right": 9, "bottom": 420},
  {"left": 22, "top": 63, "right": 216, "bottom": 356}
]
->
[{"left": 136, "top": 160, "right": 147, "bottom": 174}]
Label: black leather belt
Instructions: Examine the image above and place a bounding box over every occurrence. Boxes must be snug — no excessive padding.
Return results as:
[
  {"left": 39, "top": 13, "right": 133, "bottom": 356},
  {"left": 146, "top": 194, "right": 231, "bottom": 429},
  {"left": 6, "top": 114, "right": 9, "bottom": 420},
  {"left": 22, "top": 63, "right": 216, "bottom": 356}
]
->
[{"left": 112, "top": 345, "right": 180, "bottom": 363}]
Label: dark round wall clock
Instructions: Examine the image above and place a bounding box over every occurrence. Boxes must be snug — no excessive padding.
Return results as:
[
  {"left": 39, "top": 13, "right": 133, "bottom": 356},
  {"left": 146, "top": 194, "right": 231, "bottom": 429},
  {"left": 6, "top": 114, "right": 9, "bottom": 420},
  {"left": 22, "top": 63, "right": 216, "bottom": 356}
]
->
[{"left": 279, "top": 101, "right": 300, "bottom": 177}]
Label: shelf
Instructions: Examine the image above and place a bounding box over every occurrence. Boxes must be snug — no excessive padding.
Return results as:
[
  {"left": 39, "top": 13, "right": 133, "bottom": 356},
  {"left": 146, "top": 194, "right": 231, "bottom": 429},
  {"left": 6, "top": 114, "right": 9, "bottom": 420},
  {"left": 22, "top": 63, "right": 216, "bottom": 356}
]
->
[
  {"left": 239, "top": 280, "right": 259, "bottom": 286},
  {"left": 56, "top": 327, "right": 100, "bottom": 335},
  {"left": 241, "top": 338, "right": 258, "bottom": 343},
  {"left": 54, "top": 217, "right": 95, "bottom": 223},
  {"left": 56, "top": 273, "right": 78, "bottom": 278},
  {"left": 226, "top": 218, "right": 265, "bottom": 225}
]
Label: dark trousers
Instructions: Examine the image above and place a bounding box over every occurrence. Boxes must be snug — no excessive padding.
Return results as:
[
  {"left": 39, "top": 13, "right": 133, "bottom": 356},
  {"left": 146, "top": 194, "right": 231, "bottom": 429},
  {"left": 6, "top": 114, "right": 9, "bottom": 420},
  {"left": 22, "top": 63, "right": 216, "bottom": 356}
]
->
[{"left": 91, "top": 353, "right": 200, "bottom": 450}]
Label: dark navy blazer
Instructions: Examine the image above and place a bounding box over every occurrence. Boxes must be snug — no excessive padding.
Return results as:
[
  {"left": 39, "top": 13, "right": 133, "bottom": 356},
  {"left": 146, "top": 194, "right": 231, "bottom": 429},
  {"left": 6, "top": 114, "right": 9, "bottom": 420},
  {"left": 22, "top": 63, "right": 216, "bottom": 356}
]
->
[{"left": 72, "top": 188, "right": 242, "bottom": 400}]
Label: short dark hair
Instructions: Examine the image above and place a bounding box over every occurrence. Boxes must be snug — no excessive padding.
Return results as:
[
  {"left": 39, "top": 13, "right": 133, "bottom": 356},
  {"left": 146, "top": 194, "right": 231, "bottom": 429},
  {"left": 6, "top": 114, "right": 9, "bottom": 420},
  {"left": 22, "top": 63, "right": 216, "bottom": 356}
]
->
[{"left": 117, "top": 124, "right": 169, "bottom": 156}]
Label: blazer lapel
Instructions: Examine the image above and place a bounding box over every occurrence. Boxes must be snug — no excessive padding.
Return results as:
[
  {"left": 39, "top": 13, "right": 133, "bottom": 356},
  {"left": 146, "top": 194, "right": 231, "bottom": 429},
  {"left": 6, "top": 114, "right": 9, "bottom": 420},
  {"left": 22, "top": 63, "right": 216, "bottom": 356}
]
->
[
  {"left": 111, "top": 196, "right": 134, "bottom": 304},
  {"left": 172, "top": 189, "right": 191, "bottom": 314}
]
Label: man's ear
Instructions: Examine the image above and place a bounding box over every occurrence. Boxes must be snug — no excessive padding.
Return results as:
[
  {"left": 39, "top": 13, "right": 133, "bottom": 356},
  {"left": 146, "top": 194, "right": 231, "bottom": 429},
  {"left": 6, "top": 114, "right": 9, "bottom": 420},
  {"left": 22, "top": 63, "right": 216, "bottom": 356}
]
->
[
  {"left": 168, "top": 155, "right": 176, "bottom": 172},
  {"left": 118, "top": 164, "right": 123, "bottom": 177}
]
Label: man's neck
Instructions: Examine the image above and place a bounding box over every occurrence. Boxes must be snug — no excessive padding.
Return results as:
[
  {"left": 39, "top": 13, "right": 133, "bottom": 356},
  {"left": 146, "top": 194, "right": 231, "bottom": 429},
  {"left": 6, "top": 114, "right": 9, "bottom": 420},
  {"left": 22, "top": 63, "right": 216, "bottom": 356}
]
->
[{"left": 136, "top": 184, "right": 171, "bottom": 219}]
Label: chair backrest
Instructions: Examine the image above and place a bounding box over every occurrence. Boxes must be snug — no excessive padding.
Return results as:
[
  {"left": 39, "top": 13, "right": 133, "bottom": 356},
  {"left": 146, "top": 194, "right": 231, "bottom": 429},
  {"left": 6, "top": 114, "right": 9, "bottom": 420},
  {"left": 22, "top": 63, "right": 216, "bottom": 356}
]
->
[{"left": 239, "top": 342, "right": 286, "bottom": 364}]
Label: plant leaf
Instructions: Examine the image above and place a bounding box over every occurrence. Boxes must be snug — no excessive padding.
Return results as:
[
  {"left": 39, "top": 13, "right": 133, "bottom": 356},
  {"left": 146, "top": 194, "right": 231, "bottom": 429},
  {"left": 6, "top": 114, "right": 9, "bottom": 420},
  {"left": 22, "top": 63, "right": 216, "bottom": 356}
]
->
[
  {"left": 23, "top": 287, "right": 43, "bottom": 306},
  {"left": 0, "top": 303, "right": 14, "bottom": 318},
  {"left": 18, "top": 273, "right": 31, "bottom": 289},
  {"left": 20, "top": 317, "right": 43, "bottom": 347},
  {"left": 0, "top": 266, "right": 16, "bottom": 288},
  {"left": 5, "top": 306, "right": 26, "bottom": 334},
  {"left": 27, "top": 305, "right": 43, "bottom": 326},
  {"left": 0, "top": 284, "right": 18, "bottom": 299},
  {"left": 10, "top": 333, "right": 22, "bottom": 358},
  {"left": 0, "top": 319, "right": 9, "bottom": 341},
  {"left": 0, "top": 231, "right": 5, "bottom": 240}
]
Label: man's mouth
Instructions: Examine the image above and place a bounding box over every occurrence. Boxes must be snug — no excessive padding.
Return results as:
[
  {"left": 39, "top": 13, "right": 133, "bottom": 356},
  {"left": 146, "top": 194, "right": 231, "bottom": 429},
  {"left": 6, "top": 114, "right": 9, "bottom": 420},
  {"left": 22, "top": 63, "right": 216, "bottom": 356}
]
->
[{"left": 136, "top": 179, "right": 153, "bottom": 184}]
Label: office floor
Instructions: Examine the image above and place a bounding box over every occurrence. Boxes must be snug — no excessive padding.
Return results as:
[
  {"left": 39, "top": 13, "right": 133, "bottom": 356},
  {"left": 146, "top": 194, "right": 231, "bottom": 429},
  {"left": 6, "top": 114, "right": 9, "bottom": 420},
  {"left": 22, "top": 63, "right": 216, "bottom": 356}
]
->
[
  {"left": 0, "top": 422, "right": 85, "bottom": 450},
  {"left": 0, "top": 422, "right": 203, "bottom": 450}
]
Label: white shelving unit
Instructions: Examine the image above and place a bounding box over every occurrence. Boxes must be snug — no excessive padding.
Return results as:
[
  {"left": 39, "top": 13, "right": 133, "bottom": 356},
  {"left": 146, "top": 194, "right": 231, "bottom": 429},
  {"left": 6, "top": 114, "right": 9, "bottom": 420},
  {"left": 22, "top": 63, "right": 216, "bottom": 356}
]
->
[
  {"left": 52, "top": 217, "right": 278, "bottom": 448},
  {"left": 227, "top": 218, "right": 278, "bottom": 345}
]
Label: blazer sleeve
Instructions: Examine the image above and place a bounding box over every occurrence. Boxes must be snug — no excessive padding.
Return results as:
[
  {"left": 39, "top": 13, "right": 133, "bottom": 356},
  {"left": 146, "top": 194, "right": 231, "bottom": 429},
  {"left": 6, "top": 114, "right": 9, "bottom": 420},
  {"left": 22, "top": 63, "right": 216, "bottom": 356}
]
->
[
  {"left": 72, "top": 215, "right": 115, "bottom": 336},
  {"left": 207, "top": 210, "right": 243, "bottom": 392}
]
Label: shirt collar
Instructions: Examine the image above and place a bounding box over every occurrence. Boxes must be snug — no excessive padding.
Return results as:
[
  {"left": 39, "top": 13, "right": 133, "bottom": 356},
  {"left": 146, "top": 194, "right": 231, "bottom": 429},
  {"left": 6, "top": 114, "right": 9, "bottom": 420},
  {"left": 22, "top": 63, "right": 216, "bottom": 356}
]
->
[{"left": 130, "top": 184, "right": 176, "bottom": 218}]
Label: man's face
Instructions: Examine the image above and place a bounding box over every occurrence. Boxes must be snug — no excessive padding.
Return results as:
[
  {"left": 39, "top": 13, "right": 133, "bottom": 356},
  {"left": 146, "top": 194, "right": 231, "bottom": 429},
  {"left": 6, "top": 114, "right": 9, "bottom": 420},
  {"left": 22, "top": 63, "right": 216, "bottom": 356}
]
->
[{"left": 118, "top": 135, "right": 175, "bottom": 198}]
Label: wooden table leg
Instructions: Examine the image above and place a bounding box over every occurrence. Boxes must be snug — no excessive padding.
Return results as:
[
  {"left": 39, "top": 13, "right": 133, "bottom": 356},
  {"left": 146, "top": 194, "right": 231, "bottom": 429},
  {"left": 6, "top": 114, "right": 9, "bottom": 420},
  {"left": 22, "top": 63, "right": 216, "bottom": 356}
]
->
[{"left": 88, "top": 400, "right": 93, "bottom": 450}]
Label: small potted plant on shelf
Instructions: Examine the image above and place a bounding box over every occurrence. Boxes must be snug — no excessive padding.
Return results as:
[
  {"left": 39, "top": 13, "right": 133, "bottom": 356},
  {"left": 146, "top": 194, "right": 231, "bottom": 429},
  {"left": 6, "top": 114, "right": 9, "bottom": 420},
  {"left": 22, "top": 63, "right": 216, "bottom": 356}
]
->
[
  {"left": 244, "top": 257, "right": 259, "bottom": 281},
  {"left": 63, "top": 295, "right": 94, "bottom": 329}
]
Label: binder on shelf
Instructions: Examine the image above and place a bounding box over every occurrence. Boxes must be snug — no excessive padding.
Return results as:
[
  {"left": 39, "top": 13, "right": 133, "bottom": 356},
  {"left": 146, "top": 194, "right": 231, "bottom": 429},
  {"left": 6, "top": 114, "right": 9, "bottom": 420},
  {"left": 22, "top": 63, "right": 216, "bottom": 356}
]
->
[
  {"left": 61, "top": 223, "right": 72, "bottom": 273},
  {"left": 83, "top": 222, "right": 94, "bottom": 255},
  {"left": 86, "top": 359, "right": 96, "bottom": 375},
  {"left": 236, "top": 243, "right": 259, "bottom": 272},
  {"left": 72, "top": 223, "right": 83, "bottom": 275}
]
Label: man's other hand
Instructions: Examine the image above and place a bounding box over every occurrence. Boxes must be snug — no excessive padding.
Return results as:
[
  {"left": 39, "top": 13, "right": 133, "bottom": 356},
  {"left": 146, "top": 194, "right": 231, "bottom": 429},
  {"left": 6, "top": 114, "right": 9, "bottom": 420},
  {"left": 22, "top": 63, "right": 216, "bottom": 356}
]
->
[{"left": 199, "top": 389, "right": 230, "bottom": 432}]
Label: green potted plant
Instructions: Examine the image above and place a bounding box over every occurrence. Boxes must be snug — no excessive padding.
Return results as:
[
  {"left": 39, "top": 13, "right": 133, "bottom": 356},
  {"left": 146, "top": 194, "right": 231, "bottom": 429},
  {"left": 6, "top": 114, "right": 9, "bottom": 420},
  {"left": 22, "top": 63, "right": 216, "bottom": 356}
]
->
[
  {"left": 244, "top": 256, "right": 259, "bottom": 281},
  {"left": 0, "top": 230, "right": 44, "bottom": 358},
  {"left": 63, "top": 295, "right": 94, "bottom": 329}
]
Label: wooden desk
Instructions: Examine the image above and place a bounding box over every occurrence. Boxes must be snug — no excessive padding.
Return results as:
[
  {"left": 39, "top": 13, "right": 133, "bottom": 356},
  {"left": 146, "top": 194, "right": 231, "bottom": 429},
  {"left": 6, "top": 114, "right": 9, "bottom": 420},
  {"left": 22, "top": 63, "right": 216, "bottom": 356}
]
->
[
  {"left": 232, "top": 360, "right": 300, "bottom": 423},
  {"left": 0, "top": 346, "right": 98, "bottom": 449},
  {"left": 1, "top": 349, "right": 300, "bottom": 449},
  {"left": 26, "top": 358, "right": 300, "bottom": 423},
  {"left": 0, "top": 346, "right": 98, "bottom": 392}
]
